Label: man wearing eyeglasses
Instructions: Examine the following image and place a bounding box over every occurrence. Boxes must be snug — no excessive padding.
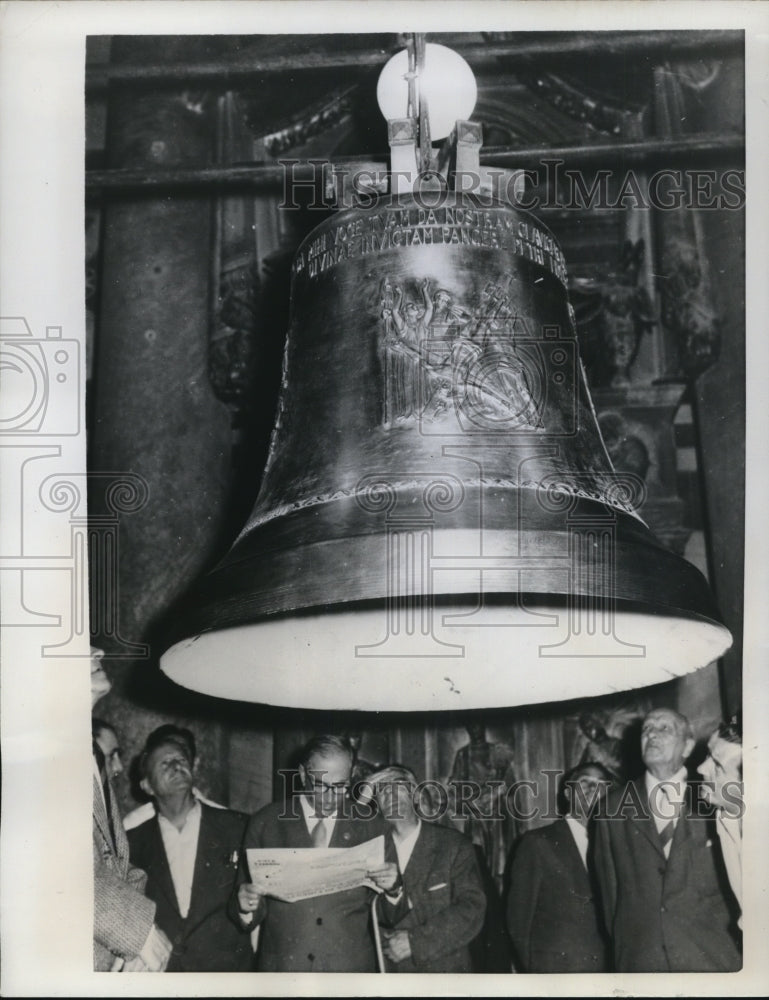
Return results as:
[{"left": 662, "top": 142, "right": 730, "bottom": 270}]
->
[{"left": 234, "top": 735, "right": 398, "bottom": 972}]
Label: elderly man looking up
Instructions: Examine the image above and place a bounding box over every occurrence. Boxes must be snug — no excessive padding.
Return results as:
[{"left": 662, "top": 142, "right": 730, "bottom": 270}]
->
[
  {"left": 127, "top": 726, "right": 252, "bottom": 972},
  {"left": 593, "top": 707, "right": 741, "bottom": 972}
]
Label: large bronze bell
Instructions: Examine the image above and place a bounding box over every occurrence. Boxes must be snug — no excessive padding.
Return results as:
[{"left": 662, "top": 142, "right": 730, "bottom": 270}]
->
[{"left": 161, "top": 189, "right": 731, "bottom": 710}]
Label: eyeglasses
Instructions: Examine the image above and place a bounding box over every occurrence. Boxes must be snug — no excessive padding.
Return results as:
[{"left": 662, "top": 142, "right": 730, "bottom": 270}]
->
[{"left": 307, "top": 775, "right": 350, "bottom": 795}]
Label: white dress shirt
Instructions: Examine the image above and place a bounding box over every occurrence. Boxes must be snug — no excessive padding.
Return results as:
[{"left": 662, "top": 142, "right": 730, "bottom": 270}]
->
[
  {"left": 565, "top": 816, "right": 589, "bottom": 869},
  {"left": 381, "top": 821, "right": 422, "bottom": 909},
  {"left": 157, "top": 799, "right": 202, "bottom": 918},
  {"left": 392, "top": 820, "right": 422, "bottom": 874},
  {"left": 123, "top": 788, "right": 223, "bottom": 831},
  {"left": 299, "top": 794, "right": 337, "bottom": 843},
  {"left": 645, "top": 766, "right": 687, "bottom": 857}
]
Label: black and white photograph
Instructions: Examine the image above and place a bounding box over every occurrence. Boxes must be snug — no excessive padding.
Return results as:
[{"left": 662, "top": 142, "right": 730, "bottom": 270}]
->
[{"left": 1, "top": 2, "right": 768, "bottom": 996}]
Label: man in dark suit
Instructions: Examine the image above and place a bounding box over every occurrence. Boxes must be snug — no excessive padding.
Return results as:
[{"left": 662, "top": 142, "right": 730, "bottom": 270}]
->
[
  {"left": 127, "top": 725, "right": 252, "bottom": 972},
  {"left": 594, "top": 707, "right": 741, "bottom": 972},
  {"left": 91, "top": 650, "right": 171, "bottom": 973},
  {"left": 506, "top": 763, "right": 612, "bottom": 973},
  {"left": 234, "top": 735, "right": 398, "bottom": 972},
  {"left": 697, "top": 714, "right": 743, "bottom": 927},
  {"left": 367, "top": 764, "right": 486, "bottom": 973}
]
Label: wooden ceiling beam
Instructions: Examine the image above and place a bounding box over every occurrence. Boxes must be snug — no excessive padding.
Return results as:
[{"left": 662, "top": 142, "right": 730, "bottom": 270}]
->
[
  {"left": 86, "top": 31, "right": 743, "bottom": 92},
  {"left": 86, "top": 132, "right": 744, "bottom": 198}
]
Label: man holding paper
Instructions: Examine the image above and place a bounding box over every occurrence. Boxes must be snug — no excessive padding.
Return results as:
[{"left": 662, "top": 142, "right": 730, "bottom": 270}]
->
[{"left": 234, "top": 735, "right": 399, "bottom": 972}]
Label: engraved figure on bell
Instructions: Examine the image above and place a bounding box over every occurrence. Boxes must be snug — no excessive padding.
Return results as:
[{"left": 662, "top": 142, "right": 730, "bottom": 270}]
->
[
  {"left": 427, "top": 288, "right": 470, "bottom": 341},
  {"left": 381, "top": 277, "right": 545, "bottom": 432},
  {"left": 397, "top": 278, "right": 434, "bottom": 340},
  {"left": 469, "top": 281, "right": 514, "bottom": 347},
  {"left": 381, "top": 277, "right": 433, "bottom": 423}
]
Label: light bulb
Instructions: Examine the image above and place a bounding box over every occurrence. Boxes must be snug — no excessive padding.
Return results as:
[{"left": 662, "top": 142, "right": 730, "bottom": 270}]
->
[{"left": 376, "top": 42, "right": 478, "bottom": 141}]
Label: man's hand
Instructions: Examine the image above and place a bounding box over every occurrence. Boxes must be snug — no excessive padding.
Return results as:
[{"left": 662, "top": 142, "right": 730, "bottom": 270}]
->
[
  {"left": 382, "top": 928, "right": 412, "bottom": 963},
  {"left": 237, "top": 882, "right": 264, "bottom": 922},
  {"left": 137, "top": 923, "right": 172, "bottom": 971},
  {"left": 365, "top": 862, "right": 400, "bottom": 893},
  {"left": 121, "top": 956, "right": 147, "bottom": 972}
]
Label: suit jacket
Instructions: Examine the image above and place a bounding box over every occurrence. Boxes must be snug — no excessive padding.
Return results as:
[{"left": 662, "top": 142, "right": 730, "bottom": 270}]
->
[
  {"left": 234, "top": 799, "right": 386, "bottom": 972},
  {"left": 506, "top": 818, "right": 610, "bottom": 973},
  {"left": 128, "top": 803, "right": 252, "bottom": 972},
  {"left": 93, "top": 772, "right": 156, "bottom": 971},
  {"left": 594, "top": 777, "right": 741, "bottom": 972},
  {"left": 378, "top": 822, "right": 486, "bottom": 973}
]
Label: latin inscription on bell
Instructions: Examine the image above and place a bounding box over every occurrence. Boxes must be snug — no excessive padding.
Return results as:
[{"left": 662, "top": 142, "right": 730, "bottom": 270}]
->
[{"left": 293, "top": 206, "right": 568, "bottom": 288}]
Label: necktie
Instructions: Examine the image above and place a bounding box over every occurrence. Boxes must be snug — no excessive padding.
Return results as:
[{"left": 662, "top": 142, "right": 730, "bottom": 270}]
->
[
  {"left": 658, "top": 795, "right": 681, "bottom": 855},
  {"left": 658, "top": 818, "right": 675, "bottom": 850},
  {"left": 311, "top": 818, "right": 328, "bottom": 847}
]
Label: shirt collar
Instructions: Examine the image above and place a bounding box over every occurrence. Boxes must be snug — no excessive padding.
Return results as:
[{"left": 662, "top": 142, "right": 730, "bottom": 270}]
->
[
  {"left": 391, "top": 819, "right": 421, "bottom": 873},
  {"left": 157, "top": 797, "right": 201, "bottom": 834},
  {"left": 565, "top": 816, "right": 590, "bottom": 868},
  {"left": 393, "top": 818, "right": 421, "bottom": 846},
  {"left": 645, "top": 765, "right": 688, "bottom": 801},
  {"left": 299, "top": 793, "right": 339, "bottom": 833},
  {"left": 716, "top": 810, "right": 741, "bottom": 837},
  {"left": 565, "top": 815, "right": 588, "bottom": 843}
]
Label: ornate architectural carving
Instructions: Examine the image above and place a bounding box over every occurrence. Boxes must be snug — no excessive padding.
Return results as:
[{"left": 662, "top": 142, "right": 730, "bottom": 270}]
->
[
  {"left": 652, "top": 61, "right": 723, "bottom": 381},
  {"left": 659, "top": 233, "right": 721, "bottom": 379},
  {"left": 597, "top": 410, "right": 651, "bottom": 483},
  {"left": 571, "top": 240, "right": 655, "bottom": 389},
  {"left": 260, "top": 86, "right": 357, "bottom": 157},
  {"left": 674, "top": 60, "right": 722, "bottom": 92},
  {"left": 209, "top": 259, "right": 260, "bottom": 420},
  {"left": 595, "top": 383, "right": 692, "bottom": 554},
  {"left": 482, "top": 32, "right": 642, "bottom": 136},
  {"left": 515, "top": 71, "right": 633, "bottom": 136}
]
